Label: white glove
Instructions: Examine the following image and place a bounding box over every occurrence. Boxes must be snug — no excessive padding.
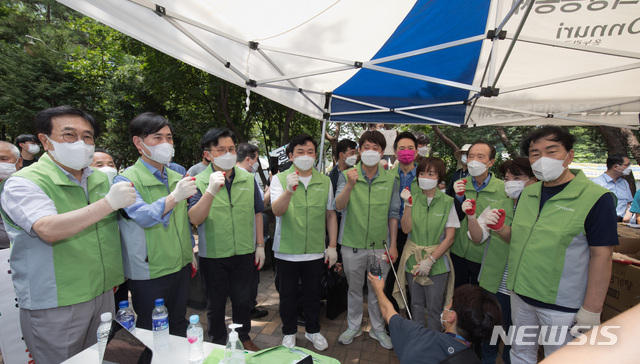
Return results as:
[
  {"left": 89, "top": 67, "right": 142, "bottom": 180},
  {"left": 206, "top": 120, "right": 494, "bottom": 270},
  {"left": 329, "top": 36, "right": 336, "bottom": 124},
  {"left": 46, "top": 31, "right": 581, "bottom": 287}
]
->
[
  {"left": 462, "top": 199, "right": 476, "bottom": 218},
  {"left": 325, "top": 246, "right": 338, "bottom": 268},
  {"left": 286, "top": 172, "right": 299, "bottom": 193},
  {"left": 400, "top": 188, "right": 412, "bottom": 207},
  {"left": 411, "top": 256, "right": 435, "bottom": 277},
  {"left": 255, "top": 246, "right": 265, "bottom": 270},
  {"left": 170, "top": 176, "right": 197, "bottom": 202},
  {"left": 572, "top": 306, "right": 601, "bottom": 336},
  {"left": 454, "top": 179, "right": 467, "bottom": 196},
  {"left": 206, "top": 171, "right": 226, "bottom": 196},
  {"left": 105, "top": 181, "right": 137, "bottom": 210}
]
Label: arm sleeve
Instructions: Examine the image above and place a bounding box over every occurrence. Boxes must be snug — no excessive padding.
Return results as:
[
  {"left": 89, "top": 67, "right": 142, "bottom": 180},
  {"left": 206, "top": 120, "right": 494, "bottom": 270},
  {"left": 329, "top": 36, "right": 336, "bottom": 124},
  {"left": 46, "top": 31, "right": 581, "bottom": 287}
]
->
[
  {"left": 114, "top": 174, "right": 172, "bottom": 228},
  {"left": 333, "top": 172, "right": 347, "bottom": 212},
  {"left": 326, "top": 184, "right": 335, "bottom": 210},
  {"left": 1, "top": 176, "right": 58, "bottom": 235},
  {"left": 270, "top": 175, "right": 284, "bottom": 204},
  {"left": 585, "top": 193, "right": 619, "bottom": 247},
  {"left": 388, "top": 179, "right": 401, "bottom": 220},
  {"left": 445, "top": 204, "right": 461, "bottom": 229},
  {"left": 629, "top": 190, "right": 640, "bottom": 214},
  {"left": 254, "top": 180, "right": 265, "bottom": 214}
]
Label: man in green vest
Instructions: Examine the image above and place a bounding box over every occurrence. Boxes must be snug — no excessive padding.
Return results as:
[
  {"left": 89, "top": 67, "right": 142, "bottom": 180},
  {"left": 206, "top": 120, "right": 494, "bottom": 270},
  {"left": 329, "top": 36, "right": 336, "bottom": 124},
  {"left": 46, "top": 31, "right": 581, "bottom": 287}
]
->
[
  {"left": 188, "top": 128, "right": 264, "bottom": 352},
  {"left": 334, "top": 130, "right": 401, "bottom": 350},
  {"left": 115, "top": 112, "right": 197, "bottom": 337},
  {"left": 451, "top": 141, "right": 506, "bottom": 287},
  {"left": 0, "top": 106, "right": 136, "bottom": 363},
  {"left": 271, "top": 133, "right": 338, "bottom": 351},
  {"left": 492, "top": 126, "right": 618, "bottom": 363}
]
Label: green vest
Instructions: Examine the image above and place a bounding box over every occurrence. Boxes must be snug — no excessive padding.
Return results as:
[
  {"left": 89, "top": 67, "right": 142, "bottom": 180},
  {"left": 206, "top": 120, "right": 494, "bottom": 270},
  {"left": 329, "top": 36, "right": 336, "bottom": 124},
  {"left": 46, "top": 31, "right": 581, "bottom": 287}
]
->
[
  {"left": 1, "top": 154, "right": 123, "bottom": 309},
  {"left": 507, "top": 170, "right": 611, "bottom": 307},
  {"left": 478, "top": 198, "right": 514, "bottom": 294},
  {"left": 341, "top": 163, "right": 395, "bottom": 249},
  {"left": 195, "top": 165, "right": 255, "bottom": 258},
  {"left": 275, "top": 167, "right": 330, "bottom": 254},
  {"left": 120, "top": 159, "right": 192, "bottom": 279},
  {"left": 451, "top": 173, "right": 507, "bottom": 263},
  {"left": 405, "top": 184, "right": 454, "bottom": 276}
]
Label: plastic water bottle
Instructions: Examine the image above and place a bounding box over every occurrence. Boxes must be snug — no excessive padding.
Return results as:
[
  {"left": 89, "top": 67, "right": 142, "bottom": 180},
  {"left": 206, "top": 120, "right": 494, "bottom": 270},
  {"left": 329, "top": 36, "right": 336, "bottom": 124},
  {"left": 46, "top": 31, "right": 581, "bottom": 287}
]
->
[
  {"left": 223, "top": 323, "right": 246, "bottom": 364},
  {"left": 97, "top": 312, "right": 112, "bottom": 363},
  {"left": 115, "top": 300, "right": 136, "bottom": 334},
  {"left": 152, "top": 298, "right": 170, "bottom": 351},
  {"left": 187, "top": 315, "right": 204, "bottom": 364}
]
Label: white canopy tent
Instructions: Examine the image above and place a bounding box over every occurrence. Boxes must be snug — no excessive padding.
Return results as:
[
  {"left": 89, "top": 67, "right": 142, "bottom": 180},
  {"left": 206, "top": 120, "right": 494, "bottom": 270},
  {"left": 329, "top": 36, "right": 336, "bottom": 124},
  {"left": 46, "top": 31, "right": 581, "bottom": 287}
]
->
[{"left": 56, "top": 0, "right": 640, "bottom": 161}]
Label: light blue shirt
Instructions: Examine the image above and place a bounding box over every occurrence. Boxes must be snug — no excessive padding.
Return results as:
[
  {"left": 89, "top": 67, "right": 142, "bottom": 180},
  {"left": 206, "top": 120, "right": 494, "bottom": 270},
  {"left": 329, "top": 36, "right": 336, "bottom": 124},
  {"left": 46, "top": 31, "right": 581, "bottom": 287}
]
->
[
  {"left": 592, "top": 172, "right": 632, "bottom": 217},
  {"left": 397, "top": 164, "right": 417, "bottom": 218},
  {"left": 114, "top": 159, "right": 172, "bottom": 228}
]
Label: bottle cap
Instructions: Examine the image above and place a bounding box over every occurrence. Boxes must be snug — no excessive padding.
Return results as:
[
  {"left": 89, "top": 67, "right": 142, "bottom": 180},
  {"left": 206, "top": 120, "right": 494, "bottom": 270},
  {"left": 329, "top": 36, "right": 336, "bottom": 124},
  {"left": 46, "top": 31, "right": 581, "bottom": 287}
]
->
[
  {"left": 189, "top": 315, "right": 199, "bottom": 324},
  {"left": 101, "top": 312, "right": 112, "bottom": 322},
  {"left": 118, "top": 300, "right": 129, "bottom": 309},
  {"left": 155, "top": 298, "right": 164, "bottom": 306}
]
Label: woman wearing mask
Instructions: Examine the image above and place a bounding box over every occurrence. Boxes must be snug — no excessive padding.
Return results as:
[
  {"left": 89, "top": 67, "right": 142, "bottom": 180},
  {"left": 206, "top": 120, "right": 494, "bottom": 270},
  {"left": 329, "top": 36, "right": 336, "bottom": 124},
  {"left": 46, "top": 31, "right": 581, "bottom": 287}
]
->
[
  {"left": 395, "top": 157, "right": 460, "bottom": 331},
  {"left": 463, "top": 157, "right": 537, "bottom": 364}
]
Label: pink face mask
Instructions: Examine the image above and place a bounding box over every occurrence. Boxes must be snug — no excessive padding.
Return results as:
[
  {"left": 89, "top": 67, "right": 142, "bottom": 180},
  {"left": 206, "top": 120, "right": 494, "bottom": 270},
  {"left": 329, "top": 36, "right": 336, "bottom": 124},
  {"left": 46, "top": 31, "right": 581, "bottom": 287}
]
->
[{"left": 397, "top": 149, "right": 416, "bottom": 165}]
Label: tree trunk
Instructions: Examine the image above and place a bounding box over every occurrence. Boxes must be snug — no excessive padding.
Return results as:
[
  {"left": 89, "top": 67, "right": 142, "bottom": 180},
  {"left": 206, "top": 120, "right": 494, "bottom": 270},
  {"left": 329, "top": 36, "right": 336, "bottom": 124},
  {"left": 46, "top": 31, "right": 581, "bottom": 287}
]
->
[
  {"left": 496, "top": 126, "right": 517, "bottom": 157},
  {"left": 219, "top": 83, "right": 246, "bottom": 143},
  {"left": 597, "top": 126, "right": 626, "bottom": 155},
  {"left": 432, "top": 126, "right": 459, "bottom": 152},
  {"left": 280, "top": 108, "right": 295, "bottom": 145},
  {"left": 325, "top": 122, "right": 341, "bottom": 165}
]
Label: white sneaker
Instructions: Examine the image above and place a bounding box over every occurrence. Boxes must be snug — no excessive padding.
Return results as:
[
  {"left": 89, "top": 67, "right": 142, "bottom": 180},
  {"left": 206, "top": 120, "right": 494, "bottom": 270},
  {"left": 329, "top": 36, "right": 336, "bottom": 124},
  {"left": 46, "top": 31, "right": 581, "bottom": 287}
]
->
[
  {"left": 369, "top": 330, "right": 393, "bottom": 349},
  {"left": 338, "top": 327, "right": 362, "bottom": 345},
  {"left": 282, "top": 334, "right": 296, "bottom": 349},
  {"left": 305, "top": 332, "right": 328, "bottom": 351}
]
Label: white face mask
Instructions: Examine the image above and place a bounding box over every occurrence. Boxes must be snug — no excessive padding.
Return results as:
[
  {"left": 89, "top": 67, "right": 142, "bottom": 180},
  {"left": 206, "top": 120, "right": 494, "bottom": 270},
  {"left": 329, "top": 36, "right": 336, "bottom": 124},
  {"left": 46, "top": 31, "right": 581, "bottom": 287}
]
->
[
  {"left": 27, "top": 144, "right": 41, "bottom": 155},
  {"left": 98, "top": 166, "right": 117, "bottom": 185},
  {"left": 142, "top": 141, "right": 174, "bottom": 165},
  {"left": 47, "top": 136, "right": 94, "bottom": 171},
  {"left": 0, "top": 161, "right": 18, "bottom": 180},
  {"left": 440, "top": 307, "right": 454, "bottom": 330},
  {"left": 619, "top": 165, "right": 631, "bottom": 176},
  {"left": 467, "top": 160, "right": 487, "bottom": 177},
  {"left": 417, "top": 146, "right": 429, "bottom": 157},
  {"left": 213, "top": 152, "right": 237, "bottom": 170},
  {"left": 418, "top": 177, "right": 438, "bottom": 191},
  {"left": 504, "top": 180, "right": 527, "bottom": 200},
  {"left": 531, "top": 155, "right": 567, "bottom": 182},
  {"left": 293, "top": 155, "right": 315, "bottom": 171},
  {"left": 460, "top": 154, "right": 467, "bottom": 165},
  {"left": 345, "top": 155, "right": 357, "bottom": 167},
  {"left": 360, "top": 150, "right": 381, "bottom": 167},
  {"left": 251, "top": 161, "right": 259, "bottom": 173}
]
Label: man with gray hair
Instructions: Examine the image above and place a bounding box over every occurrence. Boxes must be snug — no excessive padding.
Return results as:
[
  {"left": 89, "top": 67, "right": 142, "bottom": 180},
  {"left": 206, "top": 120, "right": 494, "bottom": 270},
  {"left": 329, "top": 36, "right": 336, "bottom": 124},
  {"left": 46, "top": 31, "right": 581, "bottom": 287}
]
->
[{"left": 0, "top": 140, "right": 22, "bottom": 249}]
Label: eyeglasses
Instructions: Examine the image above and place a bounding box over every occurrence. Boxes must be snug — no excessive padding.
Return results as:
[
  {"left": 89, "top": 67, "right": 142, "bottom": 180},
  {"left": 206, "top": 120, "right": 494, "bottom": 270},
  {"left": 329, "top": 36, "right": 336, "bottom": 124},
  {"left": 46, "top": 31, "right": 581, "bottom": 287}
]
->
[
  {"left": 206, "top": 147, "right": 235, "bottom": 154},
  {"left": 58, "top": 131, "right": 95, "bottom": 145}
]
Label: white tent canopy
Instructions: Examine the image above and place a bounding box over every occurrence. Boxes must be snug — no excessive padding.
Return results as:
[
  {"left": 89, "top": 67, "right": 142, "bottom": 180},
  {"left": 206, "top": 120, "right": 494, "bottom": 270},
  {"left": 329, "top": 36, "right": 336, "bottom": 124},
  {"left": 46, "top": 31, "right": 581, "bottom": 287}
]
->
[{"left": 57, "top": 0, "right": 640, "bottom": 129}]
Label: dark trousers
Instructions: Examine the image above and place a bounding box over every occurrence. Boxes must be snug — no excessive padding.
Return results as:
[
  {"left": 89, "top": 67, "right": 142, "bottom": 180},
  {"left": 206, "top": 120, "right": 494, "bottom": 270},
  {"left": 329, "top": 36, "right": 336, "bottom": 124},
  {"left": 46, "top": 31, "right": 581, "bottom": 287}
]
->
[
  {"left": 384, "top": 228, "right": 410, "bottom": 312},
  {"left": 200, "top": 254, "right": 254, "bottom": 345},
  {"left": 128, "top": 264, "right": 191, "bottom": 337},
  {"left": 450, "top": 253, "right": 481, "bottom": 287},
  {"left": 481, "top": 291, "right": 512, "bottom": 364},
  {"left": 251, "top": 265, "right": 260, "bottom": 309},
  {"left": 277, "top": 258, "right": 324, "bottom": 335}
]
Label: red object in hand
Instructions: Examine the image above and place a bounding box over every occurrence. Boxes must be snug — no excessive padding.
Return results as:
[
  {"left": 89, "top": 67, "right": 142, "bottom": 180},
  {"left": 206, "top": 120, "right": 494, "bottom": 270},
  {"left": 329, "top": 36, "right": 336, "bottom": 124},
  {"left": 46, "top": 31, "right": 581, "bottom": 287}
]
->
[
  {"left": 456, "top": 179, "right": 467, "bottom": 196},
  {"left": 405, "top": 187, "right": 412, "bottom": 205},
  {"left": 464, "top": 199, "right": 476, "bottom": 215},
  {"left": 487, "top": 209, "right": 506, "bottom": 230},
  {"left": 190, "top": 177, "right": 196, "bottom": 181},
  {"left": 191, "top": 263, "right": 197, "bottom": 278},
  {"left": 293, "top": 171, "right": 299, "bottom": 191}
]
